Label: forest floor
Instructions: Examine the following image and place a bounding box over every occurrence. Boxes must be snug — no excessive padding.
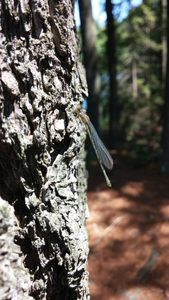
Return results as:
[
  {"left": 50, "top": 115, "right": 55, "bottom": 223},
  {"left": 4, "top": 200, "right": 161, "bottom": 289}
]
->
[{"left": 86, "top": 150, "right": 169, "bottom": 300}]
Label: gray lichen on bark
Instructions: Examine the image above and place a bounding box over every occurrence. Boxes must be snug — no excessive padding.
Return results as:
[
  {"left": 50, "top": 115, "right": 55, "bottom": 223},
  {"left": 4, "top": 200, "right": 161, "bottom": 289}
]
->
[{"left": 0, "top": 0, "right": 89, "bottom": 299}]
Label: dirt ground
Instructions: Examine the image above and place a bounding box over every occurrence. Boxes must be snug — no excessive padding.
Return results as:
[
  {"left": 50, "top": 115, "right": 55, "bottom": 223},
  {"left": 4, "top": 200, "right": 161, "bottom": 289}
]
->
[{"left": 86, "top": 151, "right": 169, "bottom": 300}]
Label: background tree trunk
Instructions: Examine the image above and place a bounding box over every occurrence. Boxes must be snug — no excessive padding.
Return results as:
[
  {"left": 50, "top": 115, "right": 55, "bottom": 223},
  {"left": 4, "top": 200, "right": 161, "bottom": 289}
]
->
[
  {"left": 78, "top": 0, "right": 100, "bottom": 135},
  {"left": 0, "top": 0, "right": 89, "bottom": 299},
  {"left": 106, "top": 0, "right": 118, "bottom": 149},
  {"left": 162, "top": 0, "right": 169, "bottom": 174},
  {"left": 162, "top": 0, "right": 167, "bottom": 80},
  {"left": 132, "top": 54, "right": 138, "bottom": 106}
]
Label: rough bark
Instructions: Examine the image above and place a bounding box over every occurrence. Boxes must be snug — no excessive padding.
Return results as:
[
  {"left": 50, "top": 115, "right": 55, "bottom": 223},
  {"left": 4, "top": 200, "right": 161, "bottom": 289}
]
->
[
  {"left": 162, "top": 0, "right": 169, "bottom": 174},
  {"left": 78, "top": 0, "right": 100, "bottom": 135},
  {"left": 0, "top": 0, "right": 90, "bottom": 299},
  {"left": 106, "top": 0, "right": 118, "bottom": 149},
  {"left": 0, "top": 197, "right": 34, "bottom": 300}
]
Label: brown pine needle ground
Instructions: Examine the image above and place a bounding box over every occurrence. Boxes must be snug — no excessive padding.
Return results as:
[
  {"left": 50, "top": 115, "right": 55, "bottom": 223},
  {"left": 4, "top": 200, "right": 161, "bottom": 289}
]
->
[{"left": 87, "top": 151, "right": 169, "bottom": 300}]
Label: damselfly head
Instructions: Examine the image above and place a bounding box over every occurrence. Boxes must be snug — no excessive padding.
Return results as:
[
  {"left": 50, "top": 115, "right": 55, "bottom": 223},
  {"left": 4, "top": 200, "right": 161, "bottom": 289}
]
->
[
  {"left": 76, "top": 105, "right": 82, "bottom": 112},
  {"left": 76, "top": 105, "right": 90, "bottom": 124}
]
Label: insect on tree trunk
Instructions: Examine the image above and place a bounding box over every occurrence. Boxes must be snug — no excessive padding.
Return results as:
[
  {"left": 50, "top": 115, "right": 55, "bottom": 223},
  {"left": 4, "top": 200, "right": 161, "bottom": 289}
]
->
[{"left": 0, "top": 0, "right": 90, "bottom": 299}]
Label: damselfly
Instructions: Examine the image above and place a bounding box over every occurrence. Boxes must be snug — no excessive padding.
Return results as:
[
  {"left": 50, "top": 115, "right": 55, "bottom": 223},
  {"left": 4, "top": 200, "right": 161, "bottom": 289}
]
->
[{"left": 77, "top": 105, "right": 113, "bottom": 187}]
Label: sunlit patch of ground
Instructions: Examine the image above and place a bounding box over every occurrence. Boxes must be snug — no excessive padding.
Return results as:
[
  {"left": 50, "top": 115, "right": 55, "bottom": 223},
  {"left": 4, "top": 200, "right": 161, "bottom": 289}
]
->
[{"left": 86, "top": 152, "right": 169, "bottom": 300}]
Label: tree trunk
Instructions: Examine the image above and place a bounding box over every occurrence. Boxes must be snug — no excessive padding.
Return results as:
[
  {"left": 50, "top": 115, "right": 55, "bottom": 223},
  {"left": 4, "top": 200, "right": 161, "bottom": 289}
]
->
[
  {"left": 106, "top": 0, "right": 118, "bottom": 149},
  {"left": 162, "top": 0, "right": 169, "bottom": 174},
  {"left": 162, "top": 0, "right": 167, "bottom": 80},
  {"left": 78, "top": 0, "right": 100, "bottom": 135},
  {"left": 0, "top": 0, "right": 90, "bottom": 299},
  {"left": 132, "top": 54, "right": 138, "bottom": 106}
]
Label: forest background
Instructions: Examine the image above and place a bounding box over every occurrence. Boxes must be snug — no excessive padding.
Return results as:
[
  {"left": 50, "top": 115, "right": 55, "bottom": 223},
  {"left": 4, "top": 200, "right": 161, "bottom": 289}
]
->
[
  {"left": 76, "top": 0, "right": 169, "bottom": 171},
  {"left": 75, "top": 1, "right": 169, "bottom": 299}
]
